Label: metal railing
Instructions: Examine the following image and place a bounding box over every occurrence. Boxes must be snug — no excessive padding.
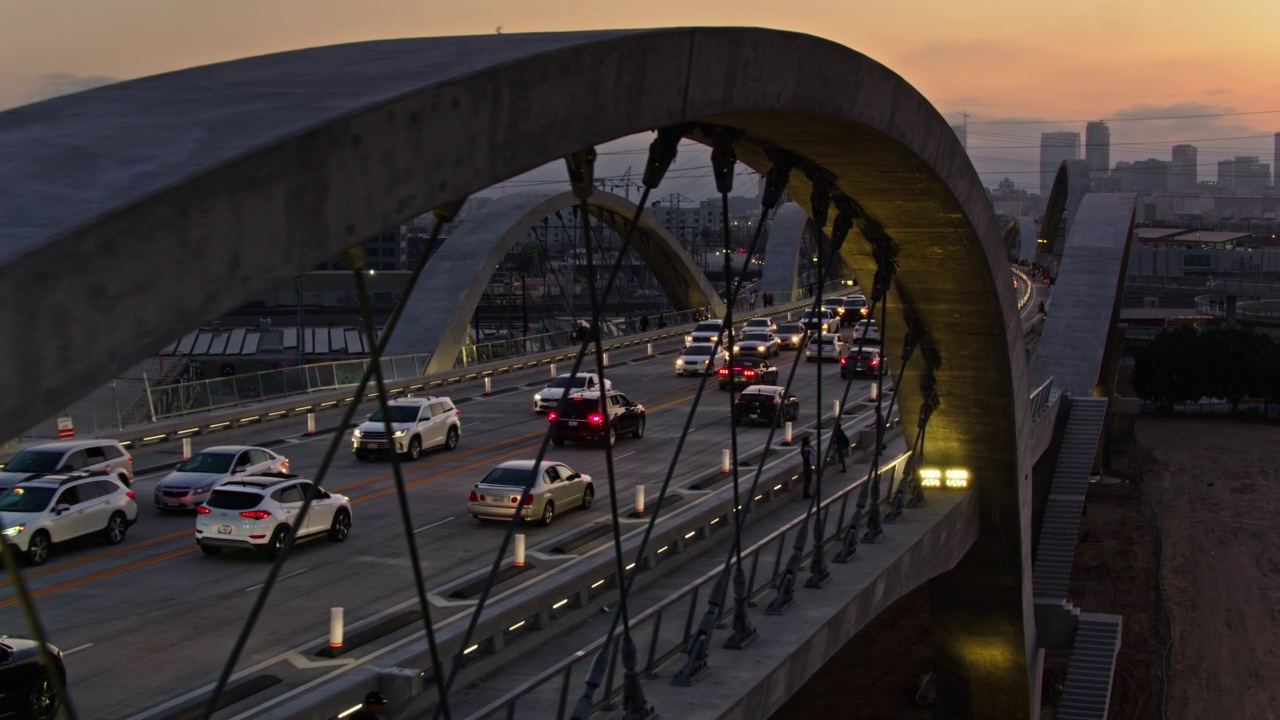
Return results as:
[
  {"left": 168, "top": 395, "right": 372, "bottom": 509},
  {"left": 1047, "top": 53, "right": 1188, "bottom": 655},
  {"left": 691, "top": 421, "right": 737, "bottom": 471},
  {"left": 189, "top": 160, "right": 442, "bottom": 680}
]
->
[
  {"left": 144, "top": 353, "right": 431, "bottom": 421},
  {"left": 1030, "top": 378, "right": 1055, "bottom": 421},
  {"left": 463, "top": 455, "right": 909, "bottom": 720},
  {"left": 1195, "top": 295, "right": 1280, "bottom": 321}
]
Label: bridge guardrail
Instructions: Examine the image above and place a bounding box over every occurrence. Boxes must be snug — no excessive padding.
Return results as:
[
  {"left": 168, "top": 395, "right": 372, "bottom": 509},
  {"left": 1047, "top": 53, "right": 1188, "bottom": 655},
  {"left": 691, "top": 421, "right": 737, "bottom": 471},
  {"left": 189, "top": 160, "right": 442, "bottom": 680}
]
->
[
  {"left": 1030, "top": 378, "right": 1055, "bottom": 421},
  {"left": 1012, "top": 266, "right": 1034, "bottom": 311}
]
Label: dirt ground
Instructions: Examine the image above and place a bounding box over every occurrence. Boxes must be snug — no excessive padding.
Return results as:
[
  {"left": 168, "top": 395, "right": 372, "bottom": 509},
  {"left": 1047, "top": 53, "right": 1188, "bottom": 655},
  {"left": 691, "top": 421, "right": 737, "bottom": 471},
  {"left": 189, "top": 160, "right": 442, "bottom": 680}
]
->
[{"left": 771, "top": 414, "right": 1280, "bottom": 719}]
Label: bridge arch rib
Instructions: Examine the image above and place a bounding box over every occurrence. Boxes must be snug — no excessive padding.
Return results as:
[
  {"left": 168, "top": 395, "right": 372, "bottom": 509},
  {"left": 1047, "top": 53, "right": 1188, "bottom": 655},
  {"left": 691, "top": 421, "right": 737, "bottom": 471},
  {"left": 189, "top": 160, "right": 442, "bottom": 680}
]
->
[
  {"left": 386, "top": 189, "right": 724, "bottom": 373},
  {"left": 0, "top": 26, "right": 1036, "bottom": 718}
]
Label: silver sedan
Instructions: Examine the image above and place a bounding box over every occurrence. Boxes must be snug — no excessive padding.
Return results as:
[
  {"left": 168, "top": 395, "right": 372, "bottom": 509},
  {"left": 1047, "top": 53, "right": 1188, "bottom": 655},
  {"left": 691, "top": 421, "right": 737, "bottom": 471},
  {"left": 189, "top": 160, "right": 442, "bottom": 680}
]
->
[
  {"left": 733, "top": 332, "right": 781, "bottom": 358},
  {"left": 676, "top": 343, "right": 729, "bottom": 375},
  {"left": 467, "top": 460, "right": 594, "bottom": 526},
  {"left": 154, "top": 445, "right": 289, "bottom": 510}
]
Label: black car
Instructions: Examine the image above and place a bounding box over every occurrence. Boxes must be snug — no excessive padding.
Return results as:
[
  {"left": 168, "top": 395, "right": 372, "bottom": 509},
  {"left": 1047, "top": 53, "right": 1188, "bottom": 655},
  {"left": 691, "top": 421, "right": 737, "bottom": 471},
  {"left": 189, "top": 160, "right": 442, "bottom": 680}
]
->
[
  {"left": 717, "top": 357, "right": 779, "bottom": 390},
  {"left": 734, "top": 386, "right": 800, "bottom": 426},
  {"left": 0, "top": 636, "right": 64, "bottom": 720},
  {"left": 548, "top": 391, "right": 646, "bottom": 448},
  {"left": 840, "top": 347, "right": 887, "bottom": 379}
]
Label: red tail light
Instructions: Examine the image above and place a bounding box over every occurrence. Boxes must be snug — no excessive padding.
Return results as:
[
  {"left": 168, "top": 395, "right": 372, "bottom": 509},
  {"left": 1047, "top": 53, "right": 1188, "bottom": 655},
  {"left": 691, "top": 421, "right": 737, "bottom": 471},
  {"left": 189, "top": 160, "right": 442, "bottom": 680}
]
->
[
  {"left": 455, "top": 410, "right": 461, "bottom": 417},
  {"left": 127, "top": 455, "right": 133, "bottom": 464},
  {"left": 588, "top": 414, "right": 604, "bottom": 425},
  {"left": 126, "top": 490, "right": 135, "bottom": 500},
  {"left": 717, "top": 368, "right": 729, "bottom": 376},
  {"left": 469, "top": 490, "right": 479, "bottom": 502},
  {"left": 840, "top": 357, "right": 847, "bottom": 365},
  {"left": 547, "top": 411, "right": 558, "bottom": 422},
  {"left": 239, "top": 510, "right": 272, "bottom": 520},
  {"left": 743, "top": 369, "right": 756, "bottom": 377},
  {"left": 282, "top": 458, "right": 290, "bottom": 471},
  {"left": 870, "top": 358, "right": 879, "bottom": 366},
  {"left": 196, "top": 506, "right": 211, "bottom": 514},
  {"left": 523, "top": 495, "right": 535, "bottom": 505}
]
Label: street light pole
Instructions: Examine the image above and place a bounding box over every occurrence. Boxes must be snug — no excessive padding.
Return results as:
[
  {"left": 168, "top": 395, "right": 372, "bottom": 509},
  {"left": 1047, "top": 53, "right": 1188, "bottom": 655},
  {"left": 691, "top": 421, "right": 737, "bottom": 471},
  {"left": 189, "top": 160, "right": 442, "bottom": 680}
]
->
[{"left": 295, "top": 276, "right": 305, "bottom": 366}]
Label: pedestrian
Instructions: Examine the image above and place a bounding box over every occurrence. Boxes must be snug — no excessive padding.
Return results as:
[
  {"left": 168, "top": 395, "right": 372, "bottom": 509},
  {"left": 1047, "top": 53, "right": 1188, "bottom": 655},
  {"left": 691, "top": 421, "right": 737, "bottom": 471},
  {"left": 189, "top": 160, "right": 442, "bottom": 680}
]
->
[
  {"left": 748, "top": 290, "right": 757, "bottom": 311},
  {"left": 658, "top": 314, "right": 667, "bottom": 329},
  {"left": 1037, "top": 300, "right": 1046, "bottom": 317},
  {"left": 349, "top": 690, "right": 390, "bottom": 720},
  {"left": 640, "top": 315, "right": 650, "bottom": 332},
  {"left": 800, "top": 435, "right": 817, "bottom": 499},
  {"left": 831, "top": 423, "right": 850, "bottom": 473}
]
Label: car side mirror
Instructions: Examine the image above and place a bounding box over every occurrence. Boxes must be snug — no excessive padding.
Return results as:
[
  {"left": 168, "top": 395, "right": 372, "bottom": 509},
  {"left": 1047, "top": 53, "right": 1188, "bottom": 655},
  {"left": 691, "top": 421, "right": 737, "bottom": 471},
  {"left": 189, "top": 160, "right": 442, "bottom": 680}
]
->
[
  {"left": 54, "top": 503, "right": 71, "bottom": 515},
  {"left": 233, "top": 466, "right": 248, "bottom": 474},
  {"left": 569, "top": 473, "right": 581, "bottom": 480},
  {"left": 59, "top": 464, "right": 75, "bottom": 472}
]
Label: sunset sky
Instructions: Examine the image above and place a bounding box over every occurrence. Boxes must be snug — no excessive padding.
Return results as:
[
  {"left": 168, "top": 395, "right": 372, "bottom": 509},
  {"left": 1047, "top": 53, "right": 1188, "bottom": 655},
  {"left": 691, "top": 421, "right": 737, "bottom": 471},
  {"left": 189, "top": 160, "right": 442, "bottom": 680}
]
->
[{"left": 4, "top": 0, "right": 1278, "bottom": 194}]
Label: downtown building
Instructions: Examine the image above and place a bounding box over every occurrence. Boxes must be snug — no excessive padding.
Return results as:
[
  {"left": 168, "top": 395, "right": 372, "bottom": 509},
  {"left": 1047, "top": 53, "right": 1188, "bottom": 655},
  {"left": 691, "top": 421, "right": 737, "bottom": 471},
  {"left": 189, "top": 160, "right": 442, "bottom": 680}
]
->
[{"left": 1040, "top": 131, "right": 1080, "bottom": 195}]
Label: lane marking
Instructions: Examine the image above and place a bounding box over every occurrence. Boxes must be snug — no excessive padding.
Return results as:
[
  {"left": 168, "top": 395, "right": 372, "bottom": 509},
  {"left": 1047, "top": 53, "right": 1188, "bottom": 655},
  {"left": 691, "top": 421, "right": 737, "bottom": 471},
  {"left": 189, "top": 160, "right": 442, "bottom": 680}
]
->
[
  {"left": 243, "top": 568, "right": 310, "bottom": 593},
  {"left": 64, "top": 643, "right": 94, "bottom": 655},
  {"left": 612, "top": 451, "right": 636, "bottom": 460},
  {"left": 413, "top": 517, "right": 454, "bottom": 534}
]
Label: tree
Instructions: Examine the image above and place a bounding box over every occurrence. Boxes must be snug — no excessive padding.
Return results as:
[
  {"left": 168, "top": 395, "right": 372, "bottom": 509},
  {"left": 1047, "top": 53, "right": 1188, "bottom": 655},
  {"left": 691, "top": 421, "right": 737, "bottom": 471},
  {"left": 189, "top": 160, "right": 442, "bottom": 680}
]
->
[
  {"left": 1131, "top": 326, "right": 1209, "bottom": 410},
  {"left": 1199, "top": 327, "right": 1276, "bottom": 412}
]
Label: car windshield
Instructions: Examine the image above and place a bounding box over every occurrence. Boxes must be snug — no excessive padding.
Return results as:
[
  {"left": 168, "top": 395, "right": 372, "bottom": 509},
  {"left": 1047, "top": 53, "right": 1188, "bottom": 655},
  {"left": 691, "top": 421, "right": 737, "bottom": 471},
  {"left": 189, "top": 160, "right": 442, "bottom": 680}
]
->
[
  {"left": 2, "top": 450, "right": 63, "bottom": 473},
  {"left": 176, "top": 452, "right": 236, "bottom": 474},
  {"left": 557, "top": 397, "right": 605, "bottom": 419},
  {"left": 777, "top": 324, "right": 802, "bottom": 334},
  {"left": 733, "top": 358, "right": 765, "bottom": 368},
  {"left": 745, "top": 319, "right": 769, "bottom": 326},
  {"left": 694, "top": 322, "right": 722, "bottom": 332},
  {"left": 846, "top": 297, "right": 867, "bottom": 307},
  {"left": 368, "top": 406, "right": 419, "bottom": 423},
  {"left": 823, "top": 299, "right": 843, "bottom": 307},
  {"left": 205, "top": 490, "right": 263, "bottom": 510},
  {"left": 742, "top": 333, "right": 771, "bottom": 342},
  {"left": 737, "top": 393, "right": 777, "bottom": 405},
  {"left": 0, "top": 486, "right": 55, "bottom": 513},
  {"left": 811, "top": 336, "right": 840, "bottom": 345},
  {"left": 684, "top": 346, "right": 714, "bottom": 356},
  {"left": 547, "top": 376, "right": 591, "bottom": 389},
  {"left": 479, "top": 466, "right": 537, "bottom": 487}
]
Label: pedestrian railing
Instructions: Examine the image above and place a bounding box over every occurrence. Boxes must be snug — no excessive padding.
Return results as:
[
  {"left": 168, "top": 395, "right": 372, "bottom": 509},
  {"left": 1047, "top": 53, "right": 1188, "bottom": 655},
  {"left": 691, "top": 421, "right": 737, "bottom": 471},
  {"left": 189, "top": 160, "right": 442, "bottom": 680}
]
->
[{"left": 1030, "top": 378, "right": 1055, "bottom": 421}]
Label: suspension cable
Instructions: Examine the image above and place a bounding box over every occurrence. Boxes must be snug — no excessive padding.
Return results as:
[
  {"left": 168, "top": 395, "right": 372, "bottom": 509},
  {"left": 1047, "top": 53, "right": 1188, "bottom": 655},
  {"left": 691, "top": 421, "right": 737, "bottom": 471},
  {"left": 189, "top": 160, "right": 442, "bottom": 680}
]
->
[{"left": 199, "top": 199, "right": 464, "bottom": 719}]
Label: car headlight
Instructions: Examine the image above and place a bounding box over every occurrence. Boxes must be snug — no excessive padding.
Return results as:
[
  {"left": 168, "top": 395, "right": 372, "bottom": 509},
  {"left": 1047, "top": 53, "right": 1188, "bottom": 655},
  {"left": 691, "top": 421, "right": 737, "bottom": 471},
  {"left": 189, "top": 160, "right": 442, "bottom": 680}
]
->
[
  {"left": 353, "top": 428, "right": 363, "bottom": 438},
  {"left": 194, "top": 484, "right": 213, "bottom": 495},
  {"left": 392, "top": 428, "right": 408, "bottom": 437},
  {"left": 676, "top": 358, "right": 684, "bottom": 366},
  {"left": 756, "top": 345, "right": 766, "bottom": 352},
  {"left": 2, "top": 525, "right": 23, "bottom": 537},
  {"left": 534, "top": 393, "right": 544, "bottom": 402}
]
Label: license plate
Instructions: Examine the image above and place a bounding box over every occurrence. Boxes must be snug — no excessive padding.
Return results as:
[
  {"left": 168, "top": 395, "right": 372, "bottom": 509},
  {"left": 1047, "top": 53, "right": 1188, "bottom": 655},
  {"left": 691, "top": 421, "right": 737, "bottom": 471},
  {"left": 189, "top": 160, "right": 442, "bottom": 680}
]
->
[
  {"left": 163, "top": 499, "right": 180, "bottom": 507},
  {"left": 216, "top": 525, "right": 233, "bottom": 534},
  {"left": 568, "top": 421, "right": 579, "bottom": 427},
  {"left": 749, "top": 412, "right": 758, "bottom": 417}
]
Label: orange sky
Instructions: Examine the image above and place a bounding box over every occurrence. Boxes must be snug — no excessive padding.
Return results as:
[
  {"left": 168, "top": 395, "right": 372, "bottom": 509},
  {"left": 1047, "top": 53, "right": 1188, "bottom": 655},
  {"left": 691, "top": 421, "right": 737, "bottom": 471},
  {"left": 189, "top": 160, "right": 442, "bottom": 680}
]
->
[{"left": 4, "top": 0, "right": 1278, "bottom": 190}]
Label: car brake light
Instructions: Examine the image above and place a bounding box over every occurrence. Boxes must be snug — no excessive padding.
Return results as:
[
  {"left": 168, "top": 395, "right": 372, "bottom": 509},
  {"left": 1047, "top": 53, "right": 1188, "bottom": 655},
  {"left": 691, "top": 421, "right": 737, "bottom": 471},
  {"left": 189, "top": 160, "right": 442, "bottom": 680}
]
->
[
  {"left": 840, "top": 357, "right": 847, "bottom": 364},
  {"left": 196, "top": 506, "right": 211, "bottom": 514},
  {"left": 127, "top": 455, "right": 133, "bottom": 464},
  {"left": 871, "top": 358, "right": 879, "bottom": 366},
  {"left": 744, "top": 369, "right": 756, "bottom": 377},
  {"left": 588, "top": 414, "right": 603, "bottom": 424},
  {"left": 523, "top": 495, "right": 534, "bottom": 505},
  {"left": 282, "top": 458, "right": 290, "bottom": 471},
  {"left": 469, "top": 490, "right": 478, "bottom": 502},
  {"left": 548, "top": 411, "right": 557, "bottom": 421},
  {"left": 718, "top": 368, "right": 728, "bottom": 376},
  {"left": 126, "top": 490, "right": 135, "bottom": 500},
  {"left": 455, "top": 410, "right": 461, "bottom": 417},
  {"left": 239, "top": 510, "right": 272, "bottom": 520}
]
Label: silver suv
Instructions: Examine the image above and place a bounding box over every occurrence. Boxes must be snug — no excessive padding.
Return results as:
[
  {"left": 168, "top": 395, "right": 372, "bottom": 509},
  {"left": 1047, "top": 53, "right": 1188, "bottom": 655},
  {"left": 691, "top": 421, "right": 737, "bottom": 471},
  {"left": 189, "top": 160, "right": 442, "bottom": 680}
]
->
[
  {"left": 0, "top": 471, "right": 138, "bottom": 565},
  {"left": 0, "top": 439, "right": 134, "bottom": 492},
  {"left": 351, "top": 396, "right": 461, "bottom": 460}
]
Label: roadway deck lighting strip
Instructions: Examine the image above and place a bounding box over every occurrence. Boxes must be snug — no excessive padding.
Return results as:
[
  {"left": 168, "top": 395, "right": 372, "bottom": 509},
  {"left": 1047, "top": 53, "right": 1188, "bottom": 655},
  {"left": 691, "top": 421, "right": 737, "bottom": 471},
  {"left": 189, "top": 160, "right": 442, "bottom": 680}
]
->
[
  {"left": 508, "top": 621, "right": 526, "bottom": 632},
  {"left": 553, "top": 599, "right": 570, "bottom": 609},
  {"left": 684, "top": 531, "right": 697, "bottom": 539}
]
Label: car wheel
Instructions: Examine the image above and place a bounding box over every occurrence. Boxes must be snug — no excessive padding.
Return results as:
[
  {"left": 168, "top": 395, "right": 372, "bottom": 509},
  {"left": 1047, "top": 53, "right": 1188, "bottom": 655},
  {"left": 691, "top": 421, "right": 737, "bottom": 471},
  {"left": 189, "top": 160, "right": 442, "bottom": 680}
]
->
[
  {"left": 552, "top": 436, "right": 566, "bottom": 447},
  {"left": 24, "top": 669, "right": 59, "bottom": 720},
  {"left": 539, "top": 500, "right": 555, "bottom": 527},
  {"left": 631, "top": 417, "right": 645, "bottom": 439},
  {"left": 445, "top": 426, "right": 460, "bottom": 451},
  {"left": 200, "top": 543, "right": 222, "bottom": 556},
  {"left": 102, "top": 512, "right": 128, "bottom": 545},
  {"left": 261, "top": 526, "right": 289, "bottom": 560},
  {"left": 580, "top": 485, "right": 595, "bottom": 510},
  {"left": 405, "top": 436, "right": 422, "bottom": 461},
  {"left": 605, "top": 426, "right": 617, "bottom": 448},
  {"left": 328, "top": 509, "right": 351, "bottom": 542},
  {"left": 354, "top": 450, "right": 369, "bottom": 461},
  {"left": 25, "top": 531, "right": 51, "bottom": 566}
]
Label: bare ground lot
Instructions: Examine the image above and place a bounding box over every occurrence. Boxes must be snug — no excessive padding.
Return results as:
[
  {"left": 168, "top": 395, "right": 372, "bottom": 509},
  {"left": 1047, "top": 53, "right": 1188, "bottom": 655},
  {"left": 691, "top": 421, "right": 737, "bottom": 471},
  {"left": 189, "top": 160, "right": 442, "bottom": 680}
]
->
[{"left": 771, "top": 414, "right": 1278, "bottom": 719}]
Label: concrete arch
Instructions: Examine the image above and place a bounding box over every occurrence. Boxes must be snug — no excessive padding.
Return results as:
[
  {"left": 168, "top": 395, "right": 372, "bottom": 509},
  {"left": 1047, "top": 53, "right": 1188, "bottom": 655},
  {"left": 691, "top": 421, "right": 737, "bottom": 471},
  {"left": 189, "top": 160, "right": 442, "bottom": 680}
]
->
[
  {"left": 0, "top": 28, "right": 1035, "bottom": 716},
  {"left": 385, "top": 190, "right": 723, "bottom": 373},
  {"left": 759, "top": 202, "right": 809, "bottom": 298}
]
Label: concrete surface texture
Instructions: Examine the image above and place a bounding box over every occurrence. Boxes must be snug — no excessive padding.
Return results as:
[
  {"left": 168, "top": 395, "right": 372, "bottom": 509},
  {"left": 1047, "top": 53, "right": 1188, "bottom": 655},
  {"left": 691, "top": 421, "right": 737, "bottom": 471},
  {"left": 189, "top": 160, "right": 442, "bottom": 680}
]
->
[
  {"left": 759, "top": 201, "right": 807, "bottom": 297},
  {"left": 0, "top": 26, "right": 1039, "bottom": 716},
  {"left": 1031, "top": 193, "right": 1137, "bottom": 398},
  {"left": 384, "top": 189, "right": 724, "bottom": 373}
]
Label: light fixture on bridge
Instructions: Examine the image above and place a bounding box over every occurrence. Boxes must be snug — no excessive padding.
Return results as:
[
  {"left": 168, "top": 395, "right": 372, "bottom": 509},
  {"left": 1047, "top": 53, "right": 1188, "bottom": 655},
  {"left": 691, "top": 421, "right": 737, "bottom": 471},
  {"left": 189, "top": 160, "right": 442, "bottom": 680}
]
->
[{"left": 919, "top": 467, "right": 969, "bottom": 489}]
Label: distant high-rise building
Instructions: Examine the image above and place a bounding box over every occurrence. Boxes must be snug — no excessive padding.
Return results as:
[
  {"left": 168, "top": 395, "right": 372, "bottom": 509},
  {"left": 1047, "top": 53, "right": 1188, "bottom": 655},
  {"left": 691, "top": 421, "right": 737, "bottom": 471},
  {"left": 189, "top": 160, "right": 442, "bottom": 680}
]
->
[
  {"left": 1085, "top": 121, "right": 1110, "bottom": 176},
  {"left": 1170, "top": 144, "right": 1198, "bottom": 192},
  {"left": 950, "top": 122, "right": 967, "bottom": 150},
  {"left": 1217, "top": 155, "right": 1270, "bottom": 194},
  {"left": 1113, "top": 159, "right": 1170, "bottom": 194},
  {"left": 1040, "top": 131, "right": 1080, "bottom": 195}
]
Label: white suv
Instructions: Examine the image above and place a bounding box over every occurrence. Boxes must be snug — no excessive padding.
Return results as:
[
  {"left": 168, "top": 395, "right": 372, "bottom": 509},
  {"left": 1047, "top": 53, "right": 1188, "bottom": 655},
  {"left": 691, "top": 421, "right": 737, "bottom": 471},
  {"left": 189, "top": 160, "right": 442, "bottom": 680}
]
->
[
  {"left": 533, "top": 373, "right": 613, "bottom": 413},
  {"left": 0, "top": 471, "right": 138, "bottom": 566},
  {"left": 351, "top": 396, "right": 461, "bottom": 460},
  {"left": 0, "top": 439, "right": 134, "bottom": 492},
  {"left": 195, "top": 474, "right": 351, "bottom": 559}
]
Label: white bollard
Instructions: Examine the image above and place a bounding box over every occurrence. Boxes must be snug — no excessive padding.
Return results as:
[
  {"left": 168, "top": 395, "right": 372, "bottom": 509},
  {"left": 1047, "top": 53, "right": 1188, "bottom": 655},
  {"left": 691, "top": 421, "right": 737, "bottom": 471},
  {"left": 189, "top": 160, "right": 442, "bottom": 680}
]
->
[
  {"left": 721, "top": 449, "right": 731, "bottom": 473},
  {"left": 550, "top": 362, "right": 557, "bottom": 378},
  {"left": 329, "top": 607, "right": 344, "bottom": 648},
  {"left": 181, "top": 437, "right": 192, "bottom": 460},
  {"left": 635, "top": 485, "right": 645, "bottom": 516},
  {"left": 646, "top": 342, "right": 653, "bottom": 357},
  {"left": 306, "top": 412, "right": 316, "bottom": 435},
  {"left": 514, "top": 534, "right": 526, "bottom": 567},
  {"left": 603, "top": 352, "right": 610, "bottom": 367},
  {"left": 484, "top": 376, "right": 492, "bottom": 395},
  {"left": 869, "top": 382, "right": 879, "bottom": 402},
  {"left": 833, "top": 399, "right": 841, "bottom": 419},
  {"left": 784, "top": 421, "right": 794, "bottom": 446}
]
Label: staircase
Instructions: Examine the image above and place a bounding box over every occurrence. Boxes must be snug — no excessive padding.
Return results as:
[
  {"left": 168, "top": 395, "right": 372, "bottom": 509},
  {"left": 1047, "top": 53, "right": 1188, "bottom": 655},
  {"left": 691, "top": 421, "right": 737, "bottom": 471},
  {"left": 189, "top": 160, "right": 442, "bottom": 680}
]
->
[
  {"left": 1056, "top": 613, "right": 1124, "bottom": 720},
  {"left": 1033, "top": 396, "right": 1108, "bottom": 600}
]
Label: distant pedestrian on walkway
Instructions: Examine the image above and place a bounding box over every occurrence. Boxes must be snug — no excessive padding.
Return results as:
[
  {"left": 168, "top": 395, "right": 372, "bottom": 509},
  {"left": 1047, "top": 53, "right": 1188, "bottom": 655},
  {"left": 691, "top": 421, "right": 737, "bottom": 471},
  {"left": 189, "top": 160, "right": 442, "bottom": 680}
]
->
[
  {"left": 831, "top": 423, "right": 850, "bottom": 473},
  {"left": 800, "top": 435, "right": 817, "bottom": 499},
  {"left": 640, "top": 315, "right": 650, "bottom": 332}
]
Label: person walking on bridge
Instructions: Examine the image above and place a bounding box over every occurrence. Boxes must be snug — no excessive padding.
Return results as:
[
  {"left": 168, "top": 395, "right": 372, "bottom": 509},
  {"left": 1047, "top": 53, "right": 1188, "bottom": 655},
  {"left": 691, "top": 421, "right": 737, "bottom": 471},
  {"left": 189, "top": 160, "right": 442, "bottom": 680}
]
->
[
  {"left": 831, "top": 423, "right": 850, "bottom": 473},
  {"left": 800, "top": 435, "right": 817, "bottom": 499}
]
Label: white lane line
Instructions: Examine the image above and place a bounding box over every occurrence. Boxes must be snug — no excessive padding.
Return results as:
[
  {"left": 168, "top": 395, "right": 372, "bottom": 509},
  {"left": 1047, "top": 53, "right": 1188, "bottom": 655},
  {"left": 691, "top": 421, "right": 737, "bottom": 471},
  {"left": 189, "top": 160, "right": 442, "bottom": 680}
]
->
[
  {"left": 465, "top": 421, "right": 484, "bottom": 427},
  {"left": 612, "top": 451, "right": 636, "bottom": 460},
  {"left": 63, "top": 643, "right": 94, "bottom": 656},
  {"left": 413, "top": 517, "right": 454, "bottom": 534},
  {"left": 243, "top": 568, "right": 309, "bottom": 593}
]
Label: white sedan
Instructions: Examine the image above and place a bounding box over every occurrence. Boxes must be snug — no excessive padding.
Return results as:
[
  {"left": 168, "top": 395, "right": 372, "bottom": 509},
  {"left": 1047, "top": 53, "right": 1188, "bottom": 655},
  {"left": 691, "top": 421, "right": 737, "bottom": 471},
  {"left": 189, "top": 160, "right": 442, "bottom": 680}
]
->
[
  {"left": 851, "top": 319, "right": 882, "bottom": 344},
  {"left": 733, "top": 332, "right": 781, "bottom": 358},
  {"left": 805, "top": 333, "right": 848, "bottom": 361},
  {"left": 676, "top": 343, "right": 729, "bottom": 376}
]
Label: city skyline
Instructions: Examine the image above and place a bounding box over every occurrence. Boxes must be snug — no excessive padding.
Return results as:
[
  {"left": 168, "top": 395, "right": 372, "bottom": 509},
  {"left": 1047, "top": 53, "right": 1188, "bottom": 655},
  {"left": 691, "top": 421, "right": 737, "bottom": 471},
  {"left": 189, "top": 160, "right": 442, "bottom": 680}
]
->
[{"left": 4, "top": 0, "right": 1278, "bottom": 193}]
